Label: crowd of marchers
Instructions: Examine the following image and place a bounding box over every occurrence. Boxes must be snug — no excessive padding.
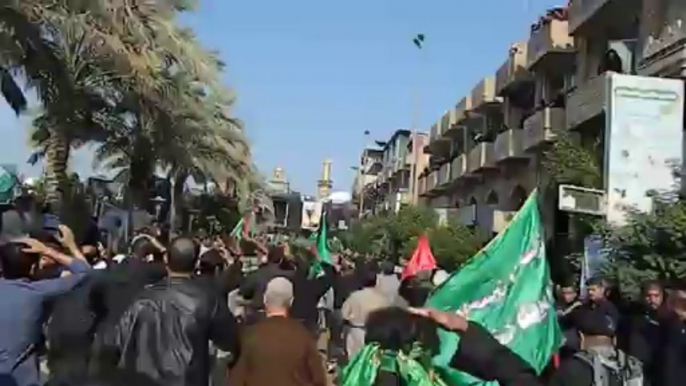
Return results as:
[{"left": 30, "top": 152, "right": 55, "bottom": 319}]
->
[{"left": 1, "top": 217, "right": 686, "bottom": 386}]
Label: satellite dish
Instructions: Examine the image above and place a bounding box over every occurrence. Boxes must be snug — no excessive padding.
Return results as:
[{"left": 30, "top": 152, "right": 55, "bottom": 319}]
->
[{"left": 329, "top": 191, "right": 351, "bottom": 204}]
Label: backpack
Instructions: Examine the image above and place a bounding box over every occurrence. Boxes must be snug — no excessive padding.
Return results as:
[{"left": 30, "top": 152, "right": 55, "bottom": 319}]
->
[{"left": 574, "top": 348, "right": 643, "bottom": 386}]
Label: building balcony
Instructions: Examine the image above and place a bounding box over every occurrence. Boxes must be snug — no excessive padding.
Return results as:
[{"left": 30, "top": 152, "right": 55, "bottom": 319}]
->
[
  {"left": 495, "top": 129, "right": 527, "bottom": 163},
  {"left": 429, "top": 123, "right": 440, "bottom": 143},
  {"left": 495, "top": 42, "right": 532, "bottom": 96},
  {"left": 437, "top": 161, "right": 452, "bottom": 189},
  {"left": 566, "top": 73, "right": 609, "bottom": 130},
  {"left": 471, "top": 76, "right": 501, "bottom": 113},
  {"left": 468, "top": 142, "right": 496, "bottom": 174},
  {"left": 527, "top": 18, "right": 574, "bottom": 71},
  {"left": 523, "top": 107, "right": 564, "bottom": 151},
  {"left": 450, "top": 153, "right": 469, "bottom": 182},
  {"left": 426, "top": 170, "right": 438, "bottom": 193},
  {"left": 443, "top": 97, "right": 472, "bottom": 138},
  {"left": 639, "top": 7, "right": 686, "bottom": 77},
  {"left": 418, "top": 175, "right": 427, "bottom": 196},
  {"left": 428, "top": 116, "right": 453, "bottom": 157},
  {"left": 392, "top": 157, "right": 408, "bottom": 173},
  {"left": 568, "top": 0, "right": 641, "bottom": 38}
]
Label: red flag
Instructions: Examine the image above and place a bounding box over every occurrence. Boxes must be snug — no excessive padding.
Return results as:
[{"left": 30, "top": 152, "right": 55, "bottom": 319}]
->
[{"left": 401, "top": 234, "right": 437, "bottom": 280}]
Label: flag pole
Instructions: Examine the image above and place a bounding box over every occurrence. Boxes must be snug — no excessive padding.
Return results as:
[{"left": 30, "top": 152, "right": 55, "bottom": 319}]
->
[{"left": 411, "top": 34, "right": 426, "bottom": 205}]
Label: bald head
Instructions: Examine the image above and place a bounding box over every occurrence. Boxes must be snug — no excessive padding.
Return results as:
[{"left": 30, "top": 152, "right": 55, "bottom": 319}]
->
[{"left": 167, "top": 237, "right": 199, "bottom": 273}]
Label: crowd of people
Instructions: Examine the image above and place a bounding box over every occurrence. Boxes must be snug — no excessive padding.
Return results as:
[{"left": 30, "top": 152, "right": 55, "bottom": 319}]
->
[{"left": 1, "top": 216, "right": 686, "bottom": 386}]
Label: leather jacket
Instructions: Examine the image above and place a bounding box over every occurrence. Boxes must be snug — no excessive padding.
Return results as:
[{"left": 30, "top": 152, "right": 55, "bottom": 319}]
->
[{"left": 94, "top": 276, "right": 240, "bottom": 386}]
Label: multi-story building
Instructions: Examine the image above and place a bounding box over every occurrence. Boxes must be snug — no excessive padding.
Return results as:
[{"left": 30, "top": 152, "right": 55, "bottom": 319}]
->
[
  {"left": 418, "top": 7, "right": 575, "bottom": 238},
  {"left": 353, "top": 130, "right": 429, "bottom": 216},
  {"left": 352, "top": 148, "right": 384, "bottom": 216},
  {"left": 420, "top": 1, "right": 686, "bottom": 242}
]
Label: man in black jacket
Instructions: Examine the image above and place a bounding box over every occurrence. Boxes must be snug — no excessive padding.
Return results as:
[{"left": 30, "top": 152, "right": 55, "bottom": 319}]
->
[
  {"left": 95, "top": 237, "right": 240, "bottom": 386},
  {"left": 413, "top": 307, "right": 638, "bottom": 386},
  {"left": 239, "top": 243, "right": 291, "bottom": 323},
  {"left": 659, "top": 280, "right": 686, "bottom": 386}
]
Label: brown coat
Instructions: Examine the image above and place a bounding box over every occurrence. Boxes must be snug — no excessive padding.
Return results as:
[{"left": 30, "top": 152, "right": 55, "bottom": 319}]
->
[{"left": 228, "top": 316, "right": 326, "bottom": 386}]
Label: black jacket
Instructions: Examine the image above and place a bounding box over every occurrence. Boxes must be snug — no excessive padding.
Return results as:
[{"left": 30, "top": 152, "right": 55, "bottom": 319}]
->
[
  {"left": 450, "top": 321, "right": 596, "bottom": 386},
  {"left": 97, "top": 258, "right": 166, "bottom": 326},
  {"left": 290, "top": 263, "right": 335, "bottom": 332},
  {"left": 239, "top": 262, "right": 292, "bottom": 309},
  {"left": 618, "top": 303, "right": 664, "bottom": 383},
  {"left": 47, "top": 271, "right": 107, "bottom": 383},
  {"left": 95, "top": 277, "right": 240, "bottom": 386},
  {"left": 657, "top": 315, "right": 686, "bottom": 386},
  {"left": 450, "top": 322, "right": 543, "bottom": 386}
]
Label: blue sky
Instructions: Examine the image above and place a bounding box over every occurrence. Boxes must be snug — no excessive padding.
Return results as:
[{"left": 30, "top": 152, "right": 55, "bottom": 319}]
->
[{"left": 0, "top": 0, "right": 562, "bottom": 195}]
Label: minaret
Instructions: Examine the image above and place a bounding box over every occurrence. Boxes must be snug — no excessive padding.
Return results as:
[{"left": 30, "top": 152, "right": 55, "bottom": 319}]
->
[
  {"left": 317, "top": 159, "right": 333, "bottom": 200},
  {"left": 269, "top": 167, "right": 289, "bottom": 193}
]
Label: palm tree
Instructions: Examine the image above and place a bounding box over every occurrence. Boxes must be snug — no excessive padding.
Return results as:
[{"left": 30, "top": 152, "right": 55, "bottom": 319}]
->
[{"left": 3, "top": 0, "right": 240, "bottom": 212}]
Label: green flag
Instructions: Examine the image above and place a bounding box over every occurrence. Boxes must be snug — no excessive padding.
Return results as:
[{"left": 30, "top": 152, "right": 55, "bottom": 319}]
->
[
  {"left": 230, "top": 212, "right": 257, "bottom": 241},
  {"left": 309, "top": 210, "right": 332, "bottom": 278},
  {"left": 426, "top": 190, "right": 561, "bottom": 385}
]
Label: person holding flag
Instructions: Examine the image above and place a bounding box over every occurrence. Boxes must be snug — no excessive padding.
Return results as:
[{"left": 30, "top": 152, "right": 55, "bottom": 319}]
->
[{"left": 341, "top": 191, "right": 560, "bottom": 386}]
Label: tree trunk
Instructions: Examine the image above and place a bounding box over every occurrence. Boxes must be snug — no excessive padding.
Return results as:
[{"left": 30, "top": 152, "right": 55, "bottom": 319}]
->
[
  {"left": 169, "top": 171, "right": 186, "bottom": 234},
  {"left": 45, "top": 129, "right": 70, "bottom": 215}
]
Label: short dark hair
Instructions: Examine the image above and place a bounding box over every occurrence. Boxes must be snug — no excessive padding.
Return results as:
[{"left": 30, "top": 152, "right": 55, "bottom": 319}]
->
[
  {"left": 380, "top": 260, "right": 395, "bottom": 275},
  {"left": 360, "top": 269, "right": 378, "bottom": 288},
  {"left": 0, "top": 242, "right": 39, "bottom": 279},
  {"left": 267, "top": 245, "right": 285, "bottom": 265},
  {"left": 167, "top": 237, "right": 199, "bottom": 273},
  {"left": 586, "top": 276, "right": 610, "bottom": 288},
  {"left": 641, "top": 280, "right": 663, "bottom": 294},
  {"left": 198, "top": 249, "right": 225, "bottom": 275},
  {"left": 131, "top": 237, "right": 156, "bottom": 260}
]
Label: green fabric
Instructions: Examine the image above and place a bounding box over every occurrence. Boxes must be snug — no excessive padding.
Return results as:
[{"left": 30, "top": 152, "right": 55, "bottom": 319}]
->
[
  {"left": 229, "top": 212, "right": 257, "bottom": 241},
  {"left": 340, "top": 344, "right": 448, "bottom": 386},
  {"left": 0, "top": 166, "right": 17, "bottom": 205},
  {"left": 426, "top": 190, "right": 562, "bottom": 385},
  {"left": 308, "top": 211, "right": 332, "bottom": 279}
]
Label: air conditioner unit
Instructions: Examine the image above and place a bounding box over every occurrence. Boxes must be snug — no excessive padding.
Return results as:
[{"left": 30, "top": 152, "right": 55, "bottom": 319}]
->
[{"left": 558, "top": 185, "right": 607, "bottom": 216}]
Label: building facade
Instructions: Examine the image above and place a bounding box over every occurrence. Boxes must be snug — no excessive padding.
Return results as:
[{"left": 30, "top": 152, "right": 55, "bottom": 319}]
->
[
  {"left": 419, "top": 1, "right": 685, "bottom": 239},
  {"left": 353, "top": 130, "right": 429, "bottom": 216}
]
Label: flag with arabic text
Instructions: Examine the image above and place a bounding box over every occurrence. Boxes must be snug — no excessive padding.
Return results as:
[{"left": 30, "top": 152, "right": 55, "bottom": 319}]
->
[{"left": 426, "top": 190, "right": 561, "bottom": 385}]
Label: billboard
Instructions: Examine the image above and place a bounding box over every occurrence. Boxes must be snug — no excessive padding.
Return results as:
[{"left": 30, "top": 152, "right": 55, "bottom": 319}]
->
[
  {"left": 605, "top": 74, "right": 684, "bottom": 226},
  {"left": 301, "top": 199, "right": 323, "bottom": 230}
]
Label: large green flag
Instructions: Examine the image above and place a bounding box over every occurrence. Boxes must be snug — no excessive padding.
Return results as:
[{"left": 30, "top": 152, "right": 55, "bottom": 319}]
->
[
  {"left": 309, "top": 210, "right": 332, "bottom": 278},
  {"left": 426, "top": 190, "right": 561, "bottom": 385}
]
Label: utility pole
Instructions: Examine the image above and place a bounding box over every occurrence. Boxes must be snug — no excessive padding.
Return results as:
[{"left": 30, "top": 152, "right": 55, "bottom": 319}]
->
[{"left": 410, "top": 34, "right": 426, "bottom": 205}]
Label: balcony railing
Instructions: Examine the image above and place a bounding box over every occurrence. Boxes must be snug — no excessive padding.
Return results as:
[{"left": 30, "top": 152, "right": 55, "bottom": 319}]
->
[
  {"left": 569, "top": 0, "right": 640, "bottom": 37},
  {"left": 495, "top": 129, "right": 526, "bottom": 162},
  {"left": 522, "top": 107, "right": 565, "bottom": 151},
  {"left": 454, "top": 96, "right": 473, "bottom": 125},
  {"left": 566, "top": 73, "right": 609, "bottom": 130},
  {"left": 527, "top": 19, "right": 574, "bottom": 69},
  {"left": 438, "top": 162, "right": 451, "bottom": 186},
  {"left": 418, "top": 176, "right": 427, "bottom": 196},
  {"left": 495, "top": 42, "right": 531, "bottom": 96},
  {"left": 451, "top": 153, "right": 469, "bottom": 181},
  {"left": 429, "top": 123, "right": 440, "bottom": 142},
  {"left": 427, "top": 171, "right": 438, "bottom": 192},
  {"left": 393, "top": 157, "right": 407, "bottom": 173},
  {"left": 640, "top": 12, "right": 686, "bottom": 76},
  {"left": 471, "top": 76, "right": 500, "bottom": 112},
  {"left": 568, "top": 0, "right": 609, "bottom": 34},
  {"left": 468, "top": 142, "right": 496, "bottom": 173}
]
